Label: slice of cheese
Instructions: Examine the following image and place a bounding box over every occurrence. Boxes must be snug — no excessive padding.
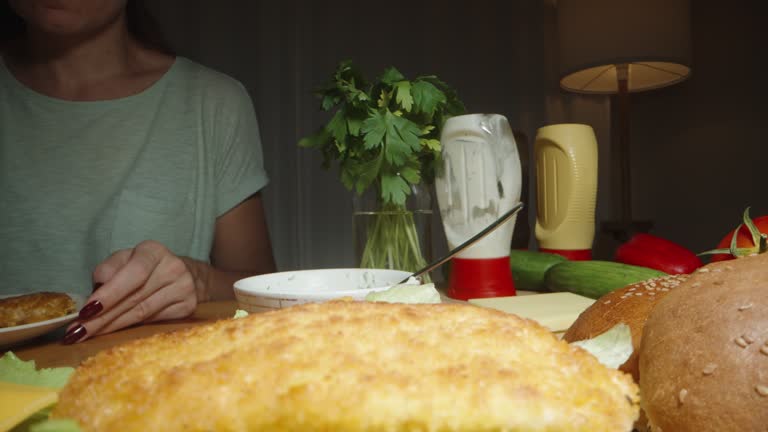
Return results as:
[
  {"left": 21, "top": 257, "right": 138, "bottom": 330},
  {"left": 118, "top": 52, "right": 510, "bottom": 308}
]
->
[
  {"left": 0, "top": 382, "right": 58, "bottom": 432},
  {"left": 469, "top": 292, "right": 595, "bottom": 333}
]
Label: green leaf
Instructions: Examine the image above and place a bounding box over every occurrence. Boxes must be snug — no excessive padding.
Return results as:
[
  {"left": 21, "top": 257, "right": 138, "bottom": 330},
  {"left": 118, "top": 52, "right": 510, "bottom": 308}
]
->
[
  {"left": 361, "top": 110, "right": 387, "bottom": 150},
  {"left": 385, "top": 112, "right": 421, "bottom": 166},
  {"left": 420, "top": 76, "right": 466, "bottom": 115},
  {"left": 400, "top": 162, "right": 421, "bottom": 184},
  {"left": 380, "top": 173, "right": 411, "bottom": 206},
  {"left": 321, "top": 94, "right": 339, "bottom": 111},
  {"left": 326, "top": 108, "right": 348, "bottom": 144},
  {"left": 0, "top": 352, "right": 73, "bottom": 388},
  {"left": 698, "top": 247, "right": 756, "bottom": 256},
  {"left": 730, "top": 223, "right": 741, "bottom": 256},
  {"left": 347, "top": 116, "right": 363, "bottom": 137},
  {"left": 377, "top": 89, "right": 391, "bottom": 108},
  {"left": 298, "top": 128, "right": 331, "bottom": 149},
  {"left": 340, "top": 165, "right": 355, "bottom": 190},
  {"left": 411, "top": 80, "right": 445, "bottom": 116},
  {"left": 420, "top": 138, "right": 441, "bottom": 151},
  {"left": 299, "top": 60, "right": 465, "bottom": 206},
  {"left": 380, "top": 66, "right": 405, "bottom": 85},
  {"left": 354, "top": 151, "right": 384, "bottom": 194},
  {"left": 394, "top": 81, "right": 413, "bottom": 112},
  {"left": 742, "top": 207, "right": 763, "bottom": 249},
  {"left": 28, "top": 419, "right": 83, "bottom": 432}
]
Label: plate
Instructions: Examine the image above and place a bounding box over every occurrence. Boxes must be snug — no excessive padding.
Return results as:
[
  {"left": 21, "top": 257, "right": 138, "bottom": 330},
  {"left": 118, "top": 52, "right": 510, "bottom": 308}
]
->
[{"left": 0, "top": 292, "right": 86, "bottom": 349}]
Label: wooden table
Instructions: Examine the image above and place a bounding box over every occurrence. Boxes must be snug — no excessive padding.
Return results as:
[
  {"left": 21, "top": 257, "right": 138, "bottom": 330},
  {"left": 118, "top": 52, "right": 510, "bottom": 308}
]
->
[
  {"left": 9, "top": 291, "right": 549, "bottom": 369},
  {"left": 10, "top": 301, "right": 240, "bottom": 369}
]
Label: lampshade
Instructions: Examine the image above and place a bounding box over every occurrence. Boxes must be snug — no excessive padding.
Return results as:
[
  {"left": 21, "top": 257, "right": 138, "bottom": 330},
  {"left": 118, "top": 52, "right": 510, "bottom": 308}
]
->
[{"left": 557, "top": 0, "right": 692, "bottom": 94}]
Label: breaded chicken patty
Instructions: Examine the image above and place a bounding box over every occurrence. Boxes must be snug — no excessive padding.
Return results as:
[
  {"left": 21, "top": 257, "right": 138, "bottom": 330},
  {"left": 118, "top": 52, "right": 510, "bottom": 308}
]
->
[
  {"left": 55, "top": 301, "right": 639, "bottom": 431},
  {"left": 0, "top": 292, "right": 76, "bottom": 328}
]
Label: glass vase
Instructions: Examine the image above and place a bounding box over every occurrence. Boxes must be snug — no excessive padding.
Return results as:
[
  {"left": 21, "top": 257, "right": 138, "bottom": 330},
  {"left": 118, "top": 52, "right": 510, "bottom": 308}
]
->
[{"left": 352, "top": 183, "right": 433, "bottom": 282}]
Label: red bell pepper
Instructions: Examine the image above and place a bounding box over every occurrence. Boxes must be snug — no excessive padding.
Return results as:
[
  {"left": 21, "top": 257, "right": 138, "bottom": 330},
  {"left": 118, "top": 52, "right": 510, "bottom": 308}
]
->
[{"left": 614, "top": 233, "right": 702, "bottom": 274}]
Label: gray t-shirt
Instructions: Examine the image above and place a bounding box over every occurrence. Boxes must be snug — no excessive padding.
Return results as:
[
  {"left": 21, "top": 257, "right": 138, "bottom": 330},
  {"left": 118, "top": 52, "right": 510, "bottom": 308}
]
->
[{"left": 0, "top": 57, "right": 269, "bottom": 296}]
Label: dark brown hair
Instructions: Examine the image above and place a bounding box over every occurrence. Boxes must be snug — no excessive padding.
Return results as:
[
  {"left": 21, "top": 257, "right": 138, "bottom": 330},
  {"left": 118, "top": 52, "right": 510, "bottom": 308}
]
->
[{"left": 0, "top": 0, "right": 173, "bottom": 54}]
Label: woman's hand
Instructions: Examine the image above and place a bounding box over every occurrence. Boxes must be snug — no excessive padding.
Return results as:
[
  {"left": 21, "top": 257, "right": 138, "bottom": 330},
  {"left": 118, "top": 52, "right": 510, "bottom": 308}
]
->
[{"left": 62, "top": 240, "right": 199, "bottom": 344}]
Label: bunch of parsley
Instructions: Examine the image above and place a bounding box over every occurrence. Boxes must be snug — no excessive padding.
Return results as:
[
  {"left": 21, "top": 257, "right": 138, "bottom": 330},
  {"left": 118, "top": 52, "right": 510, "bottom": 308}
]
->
[{"left": 300, "top": 60, "right": 465, "bottom": 206}]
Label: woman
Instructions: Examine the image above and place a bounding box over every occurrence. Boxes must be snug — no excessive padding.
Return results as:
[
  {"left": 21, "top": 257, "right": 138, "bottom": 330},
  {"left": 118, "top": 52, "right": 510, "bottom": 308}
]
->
[{"left": 0, "top": 0, "right": 276, "bottom": 343}]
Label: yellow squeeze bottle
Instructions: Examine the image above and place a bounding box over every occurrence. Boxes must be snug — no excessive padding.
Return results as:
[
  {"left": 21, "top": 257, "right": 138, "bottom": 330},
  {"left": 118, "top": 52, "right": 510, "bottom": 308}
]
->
[{"left": 534, "top": 124, "right": 598, "bottom": 260}]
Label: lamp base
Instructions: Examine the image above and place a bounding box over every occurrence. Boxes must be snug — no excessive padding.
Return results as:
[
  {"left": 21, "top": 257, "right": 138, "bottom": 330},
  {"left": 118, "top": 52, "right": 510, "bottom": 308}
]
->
[
  {"left": 601, "top": 220, "right": 654, "bottom": 243},
  {"left": 446, "top": 257, "right": 516, "bottom": 301}
]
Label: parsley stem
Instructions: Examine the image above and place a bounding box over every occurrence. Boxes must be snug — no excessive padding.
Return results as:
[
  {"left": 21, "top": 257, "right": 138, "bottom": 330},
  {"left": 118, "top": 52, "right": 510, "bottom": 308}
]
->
[{"left": 357, "top": 204, "right": 431, "bottom": 283}]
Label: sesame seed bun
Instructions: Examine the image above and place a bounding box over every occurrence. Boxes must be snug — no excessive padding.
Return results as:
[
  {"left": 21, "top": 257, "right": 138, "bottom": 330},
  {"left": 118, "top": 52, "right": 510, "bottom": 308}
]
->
[
  {"left": 639, "top": 253, "right": 768, "bottom": 431},
  {"left": 563, "top": 274, "right": 688, "bottom": 382}
]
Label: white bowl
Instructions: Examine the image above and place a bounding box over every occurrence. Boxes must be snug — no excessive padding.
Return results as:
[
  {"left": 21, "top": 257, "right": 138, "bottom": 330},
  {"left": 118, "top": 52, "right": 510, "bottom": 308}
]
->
[{"left": 234, "top": 268, "right": 412, "bottom": 313}]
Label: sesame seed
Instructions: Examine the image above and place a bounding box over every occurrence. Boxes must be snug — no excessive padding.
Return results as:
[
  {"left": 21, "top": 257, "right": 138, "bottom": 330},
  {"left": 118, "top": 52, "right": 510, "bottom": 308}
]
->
[
  {"left": 650, "top": 282, "right": 657, "bottom": 288},
  {"left": 702, "top": 363, "right": 717, "bottom": 375},
  {"left": 743, "top": 334, "right": 756, "bottom": 344},
  {"left": 678, "top": 388, "right": 688, "bottom": 404},
  {"left": 760, "top": 346, "right": 768, "bottom": 356},
  {"left": 603, "top": 300, "right": 611, "bottom": 305},
  {"left": 698, "top": 268, "right": 711, "bottom": 273},
  {"left": 739, "top": 304, "right": 753, "bottom": 311},
  {"left": 735, "top": 337, "right": 749, "bottom": 348},
  {"left": 629, "top": 287, "right": 637, "bottom": 291},
  {"left": 756, "top": 385, "right": 768, "bottom": 397},
  {"left": 648, "top": 292, "right": 656, "bottom": 296},
  {"left": 691, "top": 282, "right": 702, "bottom": 288},
  {"left": 635, "top": 293, "right": 643, "bottom": 296}
]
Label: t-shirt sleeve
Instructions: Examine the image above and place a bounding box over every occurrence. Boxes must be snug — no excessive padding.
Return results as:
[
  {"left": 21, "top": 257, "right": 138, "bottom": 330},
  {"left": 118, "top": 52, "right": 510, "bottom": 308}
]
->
[{"left": 213, "top": 82, "right": 269, "bottom": 217}]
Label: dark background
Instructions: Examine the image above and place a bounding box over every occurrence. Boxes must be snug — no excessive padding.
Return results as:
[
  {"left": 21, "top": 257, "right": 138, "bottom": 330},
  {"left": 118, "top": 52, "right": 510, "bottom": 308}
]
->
[{"left": 146, "top": 0, "right": 768, "bottom": 273}]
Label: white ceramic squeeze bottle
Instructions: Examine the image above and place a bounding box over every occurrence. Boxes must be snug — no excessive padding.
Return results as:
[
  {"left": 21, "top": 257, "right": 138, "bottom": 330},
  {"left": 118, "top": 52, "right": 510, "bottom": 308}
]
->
[{"left": 435, "top": 113, "right": 522, "bottom": 300}]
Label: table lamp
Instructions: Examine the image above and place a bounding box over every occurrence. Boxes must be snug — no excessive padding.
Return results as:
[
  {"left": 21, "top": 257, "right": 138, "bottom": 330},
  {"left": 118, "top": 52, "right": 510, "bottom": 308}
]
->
[{"left": 556, "top": 0, "right": 692, "bottom": 242}]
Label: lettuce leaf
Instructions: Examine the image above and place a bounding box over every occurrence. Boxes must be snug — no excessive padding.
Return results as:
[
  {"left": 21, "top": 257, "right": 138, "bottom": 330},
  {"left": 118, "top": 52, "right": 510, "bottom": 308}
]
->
[
  {"left": 570, "top": 323, "right": 633, "bottom": 369},
  {"left": 0, "top": 352, "right": 73, "bottom": 388},
  {"left": 27, "top": 419, "right": 81, "bottom": 432},
  {"left": 0, "top": 352, "right": 80, "bottom": 432}
]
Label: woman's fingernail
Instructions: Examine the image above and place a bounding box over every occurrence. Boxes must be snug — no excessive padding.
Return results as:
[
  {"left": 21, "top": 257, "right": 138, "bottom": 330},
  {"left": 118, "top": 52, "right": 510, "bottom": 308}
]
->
[
  {"left": 78, "top": 300, "right": 103, "bottom": 320},
  {"left": 62, "top": 325, "right": 87, "bottom": 345}
]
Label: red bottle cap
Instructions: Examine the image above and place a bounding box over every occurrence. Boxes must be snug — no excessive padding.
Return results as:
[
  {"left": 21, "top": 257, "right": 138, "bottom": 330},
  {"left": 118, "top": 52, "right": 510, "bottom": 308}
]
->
[
  {"left": 539, "top": 248, "right": 592, "bottom": 261},
  {"left": 446, "top": 256, "right": 516, "bottom": 301}
]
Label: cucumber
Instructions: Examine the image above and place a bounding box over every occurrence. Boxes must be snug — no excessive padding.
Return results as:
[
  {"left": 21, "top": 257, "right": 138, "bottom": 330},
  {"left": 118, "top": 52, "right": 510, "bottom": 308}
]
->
[
  {"left": 544, "top": 260, "right": 667, "bottom": 299},
  {"left": 510, "top": 250, "right": 567, "bottom": 292}
]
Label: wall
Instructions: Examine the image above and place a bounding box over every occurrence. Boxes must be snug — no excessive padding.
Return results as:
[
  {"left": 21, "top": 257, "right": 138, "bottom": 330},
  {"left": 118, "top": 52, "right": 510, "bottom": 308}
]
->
[
  {"left": 148, "top": 1, "right": 766, "bottom": 269},
  {"left": 629, "top": 0, "right": 768, "bottom": 255},
  {"left": 149, "top": 0, "right": 548, "bottom": 272}
]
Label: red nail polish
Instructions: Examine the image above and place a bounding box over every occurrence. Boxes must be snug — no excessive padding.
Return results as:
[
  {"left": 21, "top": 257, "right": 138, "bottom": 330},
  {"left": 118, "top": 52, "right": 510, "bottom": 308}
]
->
[
  {"left": 78, "top": 300, "right": 103, "bottom": 320},
  {"left": 62, "top": 325, "right": 87, "bottom": 345}
]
